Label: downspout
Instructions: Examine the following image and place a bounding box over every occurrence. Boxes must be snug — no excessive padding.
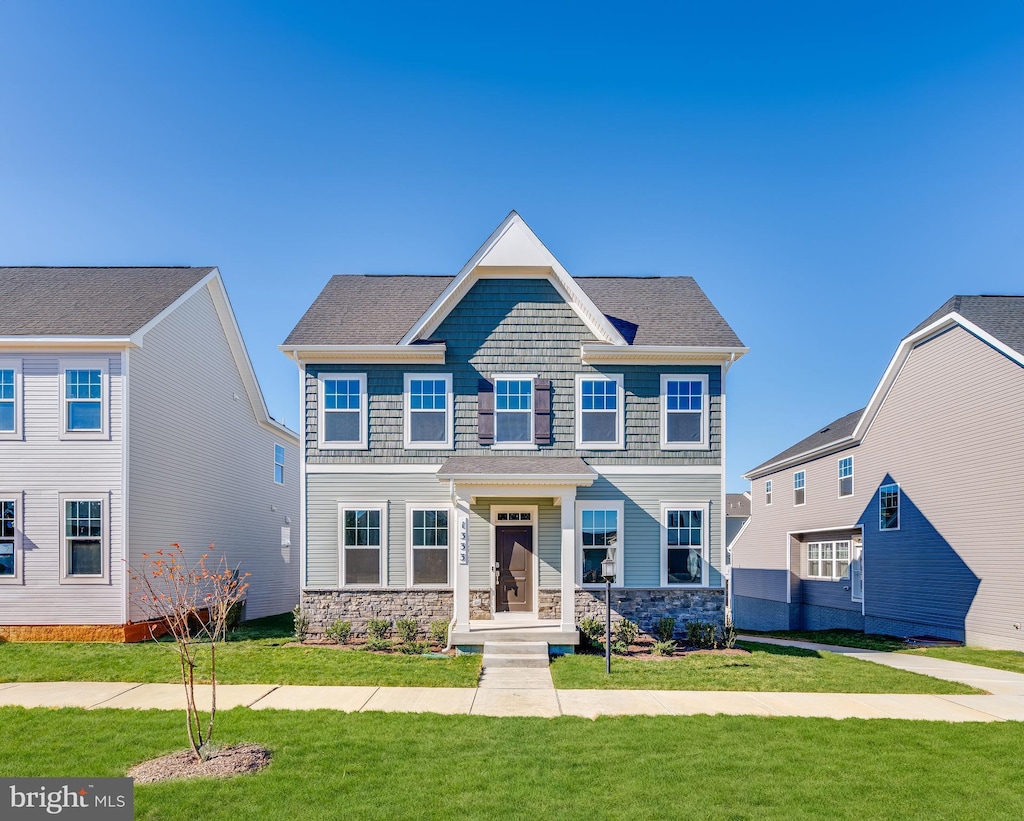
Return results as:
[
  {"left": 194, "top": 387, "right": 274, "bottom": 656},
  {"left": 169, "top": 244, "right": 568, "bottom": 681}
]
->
[{"left": 443, "top": 478, "right": 457, "bottom": 653}]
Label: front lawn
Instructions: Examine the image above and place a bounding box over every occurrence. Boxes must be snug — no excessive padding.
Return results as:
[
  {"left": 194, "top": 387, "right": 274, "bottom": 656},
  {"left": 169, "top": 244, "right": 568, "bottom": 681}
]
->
[
  {"left": 550, "top": 642, "right": 979, "bottom": 693},
  {"left": 0, "top": 615, "right": 480, "bottom": 688},
  {"left": 1, "top": 707, "right": 1022, "bottom": 819},
  {"left": 739, "top": 628, "right": 908, "bottom": 652},
  {"left": 906, "top": 646, "right": 1024, "bottom": 675}
]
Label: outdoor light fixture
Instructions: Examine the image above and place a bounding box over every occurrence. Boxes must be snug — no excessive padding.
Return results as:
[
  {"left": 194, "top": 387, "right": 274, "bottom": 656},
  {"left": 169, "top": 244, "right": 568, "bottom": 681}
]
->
[{"left": 601, "top": 550, "right": 616, "bottom": 675}]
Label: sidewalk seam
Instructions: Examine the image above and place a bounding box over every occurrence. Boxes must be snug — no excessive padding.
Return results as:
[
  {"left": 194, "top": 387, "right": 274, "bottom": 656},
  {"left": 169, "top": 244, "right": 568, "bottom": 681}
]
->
[{"left": 87, "top": 682, "right": 145, "bottom": 709}]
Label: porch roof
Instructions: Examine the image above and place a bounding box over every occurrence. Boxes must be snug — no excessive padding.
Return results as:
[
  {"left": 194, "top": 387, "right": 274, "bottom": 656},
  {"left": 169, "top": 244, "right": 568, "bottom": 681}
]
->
[{"left": 437, "top": 455, "right": 596, "bottom": 486}]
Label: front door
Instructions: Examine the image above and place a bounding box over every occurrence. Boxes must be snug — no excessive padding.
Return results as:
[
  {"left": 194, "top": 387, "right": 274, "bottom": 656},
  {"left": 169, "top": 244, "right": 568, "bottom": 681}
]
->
[{"left": 495, "top": 525, "right": 533, "bottom": 613}]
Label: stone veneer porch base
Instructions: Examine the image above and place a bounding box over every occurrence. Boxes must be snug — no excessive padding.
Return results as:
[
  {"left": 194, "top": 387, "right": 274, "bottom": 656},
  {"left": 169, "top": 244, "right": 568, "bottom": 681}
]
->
[{"left": 540, "top": 588, "right": 726, "bottom": 638}]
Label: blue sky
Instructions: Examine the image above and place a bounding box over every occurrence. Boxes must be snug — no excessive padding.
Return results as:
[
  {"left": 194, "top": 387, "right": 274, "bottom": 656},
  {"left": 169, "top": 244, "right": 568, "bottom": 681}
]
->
[{"left": 1, "top": 1, "right": 1021, "bottom": 490}]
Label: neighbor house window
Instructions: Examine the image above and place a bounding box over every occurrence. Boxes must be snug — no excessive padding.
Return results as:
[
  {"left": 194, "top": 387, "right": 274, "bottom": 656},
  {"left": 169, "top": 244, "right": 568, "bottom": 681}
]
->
[
  {"left": 319, "top": 373, "right": 367, "bottom": 449},
  {"left": 494, "top": 378, "right": 533, "bottom": 444},
  {"left": 577, "top": 501, "right": 624, "bottom": 586},
  {"left": 340, "top": 506, "right": 385, "bottom": 585},
  {"left": 661, "top": 374, "right": 709, "bottom": 449},
  {"left": 63, "top": 498, "right": 104, "bottom": 579},
  {"left": 0, "top": 360, "right": 20, "bottom": 437},
  {"left": 879, "top": 483, "right": 900, "bottom": 530},
  {"left": 0, "top": 500, "right": 15, "bottom": 577},
  {"left": 409, "top": 507, "right": 450, "bottom": 586},
  {"left": 274, "top": 444, "right": 285, "bottom": 484},
  {"left": 60, "top": 359, "right": 108, "bottom": 438},
  {"left": 794, "top": 471, "right": 806, "bottom": 506},
  {"left": 839, "top": 457, "right": 854, "bottom": 497},
  {"left": 662, "top": 503, "right": 708, "bottom": 585},
  {"left": 765, "top": 480, "right": 772, "bottom": 506},
  {"left": 404, "top": 374, "right": 453, "bottom": 448},
  {"left": 576, "top": 375, "right": 624, "bottom": 449},
  {"left": 807, "top": 540, "right": 850, "bottom": 580}
]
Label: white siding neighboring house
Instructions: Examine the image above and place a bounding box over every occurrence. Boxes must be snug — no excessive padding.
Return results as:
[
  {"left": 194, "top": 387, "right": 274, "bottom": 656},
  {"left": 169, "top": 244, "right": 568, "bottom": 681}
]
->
[{"left": 0, "top": 267, "right": 300, "bottom": 641}]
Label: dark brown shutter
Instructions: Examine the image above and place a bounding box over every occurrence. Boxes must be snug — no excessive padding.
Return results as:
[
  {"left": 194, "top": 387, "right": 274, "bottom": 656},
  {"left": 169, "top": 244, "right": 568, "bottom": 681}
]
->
[
  {"left": 534, "top": 379, "right": 551, "bottom": 445},
  {"left": 477, "top": 379, "right": 494, "bottom": 445}
]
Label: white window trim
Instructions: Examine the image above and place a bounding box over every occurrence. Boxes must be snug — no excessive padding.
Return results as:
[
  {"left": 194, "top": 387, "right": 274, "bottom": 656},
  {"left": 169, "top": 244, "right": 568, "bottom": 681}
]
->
[
  {"left": 274, "top": 443, "right": 285, "bottom": 484},
  {"left": 59, "top": 358, "right": 109, "bottom": 440},
  {"left": 0, "top": 358, "right": 23, "bottom": 441},
  {"left": 765, "top": 479, "right": 772, "bottom": 507},
  {"left": 406, "top": 502, "right": 454, "bottom": 588},
  {"left": 794, "top": 470, "right": 806, "bottom": 507},
  {"left": 660, "top": 373, "right": 710, "bottom": 450},
  {"left": 489, "top": 504, "right": 539, "bottom": 616},
  {"left": 403, "top": 373, "right": 454, "bottom": 450},
  {"left": 492, "top": 374, "right": 537, "bottom": 450},
  {"left": 850, "top": 537, "right": 864, "bottom": 602},
  {"left": 575, "top": 373, "right": 625, "bottom": 450},
  {"left": 338, "top": 502, "right": 388, "bottom": 587},
  {"left": 59, "top": 492, "right": 110, "bottom": 585},
  {"left": 806, "top": 539, "right": 851, "bottom": 581},
  {"left": 879, "top": 482, "right": 900, "bottom": 531},
  {"left": 576, "top": 499, "right": 625, "bottom": 587},
  {"left": 660, "top": 501, "right": 710, "bottom": 587},
  {"left": 0, "top": 491, "right": 24, "bottom": 585},
  {"left": 318, "top": 372, "right": 368, "bottom": 450},
  {"left": 838, "top": 456, "right": 854, "bottom": 499}
]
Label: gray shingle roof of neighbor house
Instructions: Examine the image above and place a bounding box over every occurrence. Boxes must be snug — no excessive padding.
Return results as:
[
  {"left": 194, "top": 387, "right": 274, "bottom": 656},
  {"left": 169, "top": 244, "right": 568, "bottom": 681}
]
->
[
  {"left": 283, "top": 274, "right": 744, "bottom": 348},
  {"left": 910, "top": 294, "right": 1024, "bottom": 357},
  {"left": 746, "top": 408, "right": 864, "bottom": 478},
  {"left": 0, "top": 267, "right": 214, "bottom": 335},
  {"left": 437, "top": 455, "right": 597, "bottom": 478},
  {"left": 726, "top": 493, "right": 751, "bottom": 518}
]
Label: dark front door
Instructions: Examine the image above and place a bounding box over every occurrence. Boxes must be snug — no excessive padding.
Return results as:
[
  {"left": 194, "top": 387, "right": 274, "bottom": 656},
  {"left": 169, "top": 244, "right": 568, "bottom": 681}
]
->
[{"left": 495, "top": 525, "right": 533, "bottom": 613}]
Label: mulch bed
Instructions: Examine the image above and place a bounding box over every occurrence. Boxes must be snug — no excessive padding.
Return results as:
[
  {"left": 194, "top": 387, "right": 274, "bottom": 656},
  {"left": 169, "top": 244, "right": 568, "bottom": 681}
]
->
[{"left": 128, "top": 744, "right": 271, "bottom": 784}]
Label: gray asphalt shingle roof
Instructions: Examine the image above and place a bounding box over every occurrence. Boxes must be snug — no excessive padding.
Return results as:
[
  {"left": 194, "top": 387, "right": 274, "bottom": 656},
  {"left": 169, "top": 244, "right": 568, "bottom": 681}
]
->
[
  {"left": 746, "top": 408, "right": 863, "bottom": 478},
  {"left": 283, "top": 274, "right": 743, "bottom": 348},
  {"left": 726, "top": 493, "right": 751, "bottom": 518},
  {"left": 910, "top": 295, "right": 1024, "bottom": 357},
  {"left": 0, "top": 267, "right": 213, "bottom": 336},
  {"left": 437, "top": 455, "right": 596, "bottom": 478}
]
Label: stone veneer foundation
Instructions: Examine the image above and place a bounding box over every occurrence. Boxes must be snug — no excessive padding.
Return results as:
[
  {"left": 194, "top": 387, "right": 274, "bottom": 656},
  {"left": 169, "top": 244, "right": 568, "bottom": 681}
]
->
[
  {"left": 538, "top": 588, "right": 725, "bottom": 637},
  {"left": 302, "top": 589, "right": 455, "bottom": 638}
]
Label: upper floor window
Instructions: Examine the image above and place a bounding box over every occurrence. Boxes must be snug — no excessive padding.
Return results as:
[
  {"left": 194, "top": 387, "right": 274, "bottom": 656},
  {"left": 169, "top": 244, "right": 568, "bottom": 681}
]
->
[
  {"left": 662, "top": 503, "right": 708, "bottom": 586},
  {"left": 661, "top": 374, "right": 709, "bottom": 449},
  {"left": 576, "top": 374, "right": 624, "bottom": 449},
  {"left": 404, "top": 374, "right": 453, "bottom": 449},
  {"left": 794, "top": 471, "right": 806, "bottom": 506},
  {"left": 274, "top": 444, "right": 285, "bottom": 484},
  {"left": 495, "top": 377, "right": 533, "bottom": 444},
  {"left": 577, "top": 501, "right": 624, "bottom": 586},
  {"left": 838, "top": 457, "right": 854, "bottom": 497},
  {"left": 0, "top": 499, "right": 15, "bottom": 578},
  {"left": 319, "top": 373, "right": 367, "bottom": 449},
  {"left": 0, "top": 359, "right": 20, "bottom": 438},
  {"left": 765, "top": 480, "right": 772, "bottom": 506},
  {"left": 59, "top": 359, "right": 108, "bottom": 439},
  {"left": 879, "top": 483, "right": 900, "bottom": 530}
]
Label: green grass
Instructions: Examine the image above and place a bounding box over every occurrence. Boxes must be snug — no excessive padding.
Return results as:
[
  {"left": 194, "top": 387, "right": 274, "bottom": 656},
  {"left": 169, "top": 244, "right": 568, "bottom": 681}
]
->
[
  {"left": 1, "top": 707, "right": 1022, "bottom": 820},
  {"left": 904, "top": 646, "right": 1024, "bottom": 675},
  {"left": 0, "top": 614, "right": 480, "bottom": 688},
  {"left": 740, "top": 628, "right": 908, "bottom": 652},
  {"left": 549, "top": 642, "right": 979, "bottom": 693}
]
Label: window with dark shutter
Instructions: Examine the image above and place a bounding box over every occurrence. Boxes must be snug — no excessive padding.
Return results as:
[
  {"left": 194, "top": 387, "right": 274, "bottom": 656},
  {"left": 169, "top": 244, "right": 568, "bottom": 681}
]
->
[
  {"left": 477, "top": 379, "right": 494, "bottom": 445},
  {"left": 534, "top": 379, "right": 551, "bottom": 445}
]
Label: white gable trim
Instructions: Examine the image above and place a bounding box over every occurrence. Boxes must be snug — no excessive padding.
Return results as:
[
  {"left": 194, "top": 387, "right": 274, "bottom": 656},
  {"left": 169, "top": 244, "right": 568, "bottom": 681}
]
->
[{"left": 399, "top": 212, "right": 627, "bottom": 347}]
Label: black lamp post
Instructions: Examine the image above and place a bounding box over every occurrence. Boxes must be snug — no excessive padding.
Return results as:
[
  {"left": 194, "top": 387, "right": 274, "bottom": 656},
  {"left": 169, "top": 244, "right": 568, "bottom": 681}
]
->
[{"left": 601, "top": 551, "right": 616, "bottom": 675}]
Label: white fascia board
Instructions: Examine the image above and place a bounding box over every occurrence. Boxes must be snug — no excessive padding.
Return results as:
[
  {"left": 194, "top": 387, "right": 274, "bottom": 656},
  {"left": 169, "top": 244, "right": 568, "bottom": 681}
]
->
[
  {"left": 742, "top": 438, "right": 859, "bottom": 481},
  {"left": 582, "top": 343, "right": 749, "bottom": 365},
  {"left": 0, "top": 336, "right": 133, "bottom": 350},
  {"left": 278, "top": 343, "right": 447, "bottom": 365},
  {"left": 399, "top": 212, "right": 627, "bottom": 347},
  {"left": 593, "top": 464, "right": 723, "bottom": 475},
  {"left": 306, "top": 463, "right": 443, "bottom": 474}
]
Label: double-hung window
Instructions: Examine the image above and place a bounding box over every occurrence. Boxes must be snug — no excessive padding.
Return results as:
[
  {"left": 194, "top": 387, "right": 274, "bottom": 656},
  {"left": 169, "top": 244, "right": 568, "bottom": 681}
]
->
[
  {"left": 794, "top": 471, "right": 806, "bottom": 506},
  {"left": 340, "top": 505, "right": 385, "bottom": 585},
  {"left": 60, "top": 359, "right": 107, "bottom": 439},
  {"left": 662, "top": 503, "right": 708, "bottom": 586},
  {"left": 404, "top": 374, "right": 453, "bottom": 449},
  {"left": 807, "top": 540, "right": 851, "bottom": 580},
  {"left": 409, "top": 507, "right": 450, "bottom": 586},
  {"left": 661, "top": 374, "right": 709, "bottom": 449},
  {"left": 319, "top": 373, "right": 367, "bottom": 449},
  {"left": 0, "top": 359, "right": 20, "bottom": 438},
  {"left": 765, "top": 480, "right": 772, "bottom": 506},
  {"left": 0, "top": 499, "right": 16, "bottom": 579},
  {"left": 576, "top": 374, "right": 624, "bottom": 449},
  {"left": 879, "top": 483, "right": 900, "bottom": 530},
  {"left": 839, "top": 457, "right": 854, "bottom": 497},
  {"left": 495, "top": 378, "right": 533, "bottom": 444},
  {"left": 60, "top": 496, "right": 106, "bottom": 582},
  {"left": 577, "top": 501, "right": 624, "bottom": 585},
  {"left": 274, "top": 444, "right": 285, "bottom": 484}
]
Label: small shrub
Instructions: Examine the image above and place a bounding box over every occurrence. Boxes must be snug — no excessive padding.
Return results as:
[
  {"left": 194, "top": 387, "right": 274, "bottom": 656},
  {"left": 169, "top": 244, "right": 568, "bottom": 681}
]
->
[
  {"left": 400, "top": 640, "right": 428, "bottom": 655},
  {"left": 429, "top": 620, "right": 449, "bottom": 648},
  {"left": 652, "top": 639, "right": 677, "bottom": 656},
  {"left": 578, "top": 616, "right": 605, "bottom": 652},
  {"left": 366, "top": 618, "right": 391, "bottom": 641},
  {"left": 720, "top": 615, "right": 737, "bottom": 649},
  {"left": 291, "top": 605, "right": 309, "bottom": 643},
  {"left": 395, "top": 617, "right": 419, "bottom": 644},
  {"left": 325, "top": 619, "right": 352, "bottom": 645},
  {"left": 652, "top": 616, "right": 676, "bottom": 643},
  {"left": 225, "top": 600, "right": 245, "bottom": 632},
  {"left": 686, "top": 619, "right": 718, "bottom": 650},
  {"left": 614, "top": 619, "right": 639, "bottom": 648},
  {"left": 363, "top": 637, "right": 392, "bottom": 652},
  {"left": 611, "top": 640, "right": 630, "bottom": 656}
]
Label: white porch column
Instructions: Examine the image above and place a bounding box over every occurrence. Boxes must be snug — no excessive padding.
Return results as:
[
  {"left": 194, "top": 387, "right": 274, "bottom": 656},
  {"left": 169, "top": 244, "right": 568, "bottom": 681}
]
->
[
  {"left": 453, "top": 490, "right": 472, "bottom": 631},
  {"left": 559, "top": 488, "right": 577, "bottom": 630}
]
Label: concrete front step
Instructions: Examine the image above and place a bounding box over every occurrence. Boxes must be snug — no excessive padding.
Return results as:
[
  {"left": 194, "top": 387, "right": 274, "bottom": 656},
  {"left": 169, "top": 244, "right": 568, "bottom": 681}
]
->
[
  {"left": 481, "top": 654, "right": 550, "bottom": 669},
  {"left": 483, "top": 641, "right": 549, "bottom": 656}
]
